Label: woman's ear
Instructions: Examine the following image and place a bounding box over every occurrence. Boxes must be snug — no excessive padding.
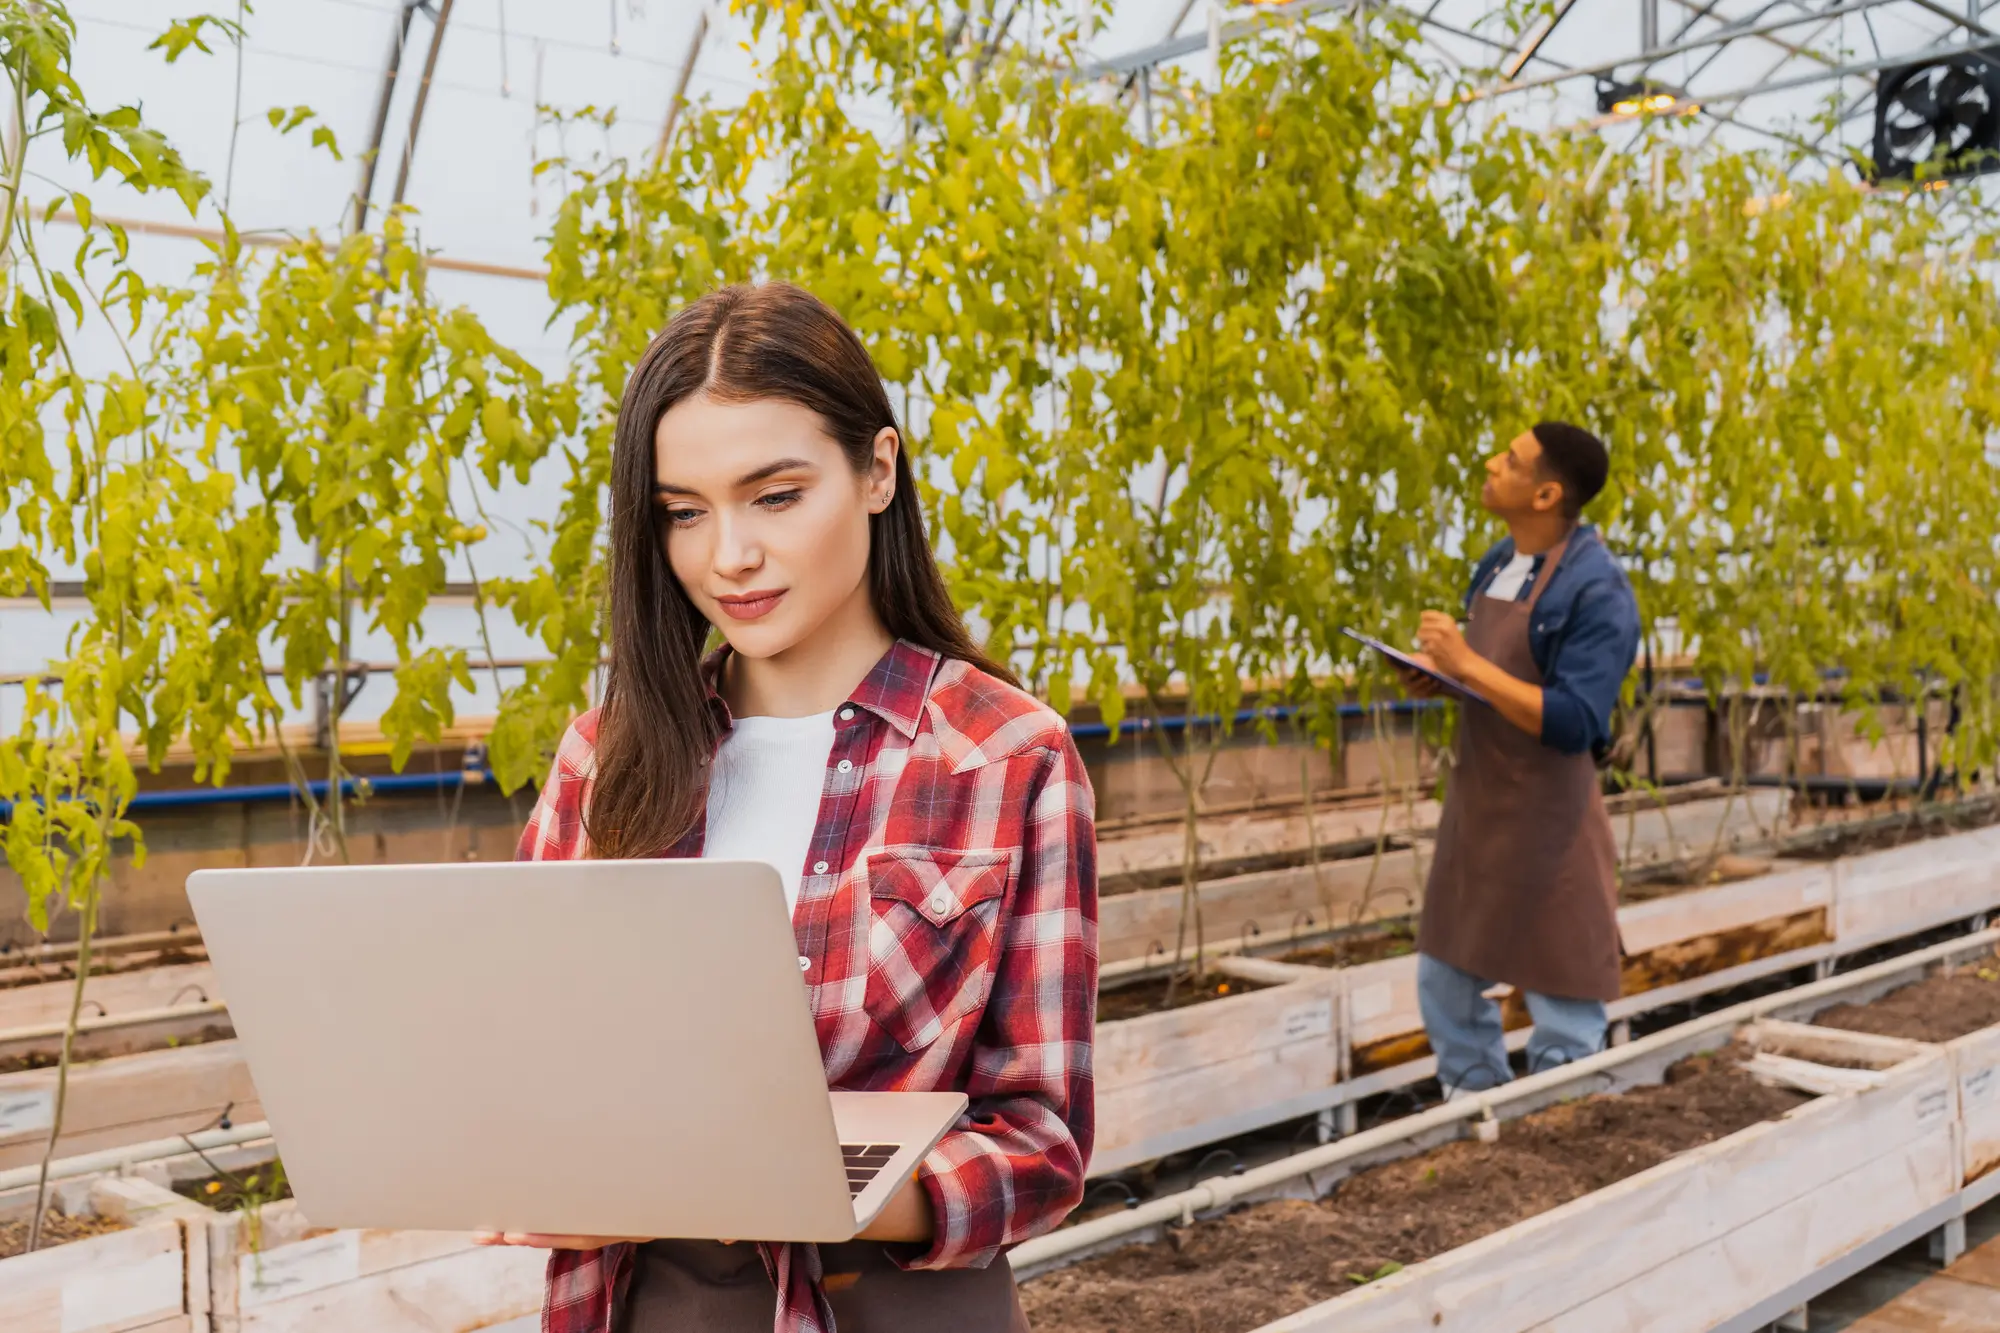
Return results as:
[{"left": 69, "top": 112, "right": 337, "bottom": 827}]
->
[{"left": 868, "top": 427, "right": 899, "bottom": 513}]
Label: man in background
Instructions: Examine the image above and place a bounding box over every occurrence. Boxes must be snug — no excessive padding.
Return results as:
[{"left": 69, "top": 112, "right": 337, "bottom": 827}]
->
[{"left": 1400, "top": 421, "right": 1641, "bottom": 1098}]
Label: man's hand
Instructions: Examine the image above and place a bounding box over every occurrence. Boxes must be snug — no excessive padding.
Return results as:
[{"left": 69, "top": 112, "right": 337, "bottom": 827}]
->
[
  {"left": 472, "top": 1232, "right": 652, "bottom": 1250},
  {"left": 1395, "top": 654, "right": 1444, "bottom": 699},
  {"left": 1417, "top": 612, "right": 1477, "bottom": 678}
]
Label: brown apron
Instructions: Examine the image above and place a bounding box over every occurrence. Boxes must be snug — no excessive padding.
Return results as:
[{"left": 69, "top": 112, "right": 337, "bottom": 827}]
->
[
  {"left": 1416, "top": 539, "right": 1623, "bottom": 1002},
  {"left": 616, "top": 1238, "right": 1032, "bottom": 1333}
]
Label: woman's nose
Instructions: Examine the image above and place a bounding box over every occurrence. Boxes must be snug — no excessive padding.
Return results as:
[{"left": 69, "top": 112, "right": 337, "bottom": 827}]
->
[{"left": 711, "top": 510, "right": 762, "bottom": 575}]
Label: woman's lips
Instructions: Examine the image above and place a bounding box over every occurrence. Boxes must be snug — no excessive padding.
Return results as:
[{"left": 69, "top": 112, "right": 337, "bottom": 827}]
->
[{"left": 715, "top": 589, "right": 786, "bottom": 621}]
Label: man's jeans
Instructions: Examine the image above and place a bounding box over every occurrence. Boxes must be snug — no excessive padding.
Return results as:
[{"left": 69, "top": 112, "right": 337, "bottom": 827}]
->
[{"left": 1416, "top": 952, "right": 1607, "bottom": 1094}]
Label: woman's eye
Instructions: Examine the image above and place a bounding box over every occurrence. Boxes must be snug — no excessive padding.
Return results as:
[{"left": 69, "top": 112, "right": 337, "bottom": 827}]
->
[
  {"left": 754, "top": 490, "right": 804, "bottom": 511},
  {"left": 662, "top": 506, "right": 703, "bottom": 526}
]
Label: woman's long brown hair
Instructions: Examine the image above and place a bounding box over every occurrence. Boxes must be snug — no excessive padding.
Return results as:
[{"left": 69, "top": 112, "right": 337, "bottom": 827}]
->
[{"left": 586, "top": 282, "right": 1015, "bottom": 859}]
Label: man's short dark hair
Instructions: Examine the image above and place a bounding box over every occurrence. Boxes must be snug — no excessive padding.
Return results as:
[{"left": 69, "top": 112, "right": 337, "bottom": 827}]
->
[{"left": 1530, "top": 421, "right": 1609, "bottom": 519}]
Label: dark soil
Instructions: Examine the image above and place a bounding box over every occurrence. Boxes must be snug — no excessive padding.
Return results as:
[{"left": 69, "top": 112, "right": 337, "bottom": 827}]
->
[
  {"left": 1619, "top": 852, "right": 1776, "bottom": 904},
  {"left": 1096, "top": 974, "right": 1271, "bottom": 1024},
  {"left": 0, "top": 944, "right": 206, "bottom": 990},
  {"left": 1279, "top": 924, "right": 1417, "bottom": 968},
  {"left": 1022, "top": 1049, "right": 1809, "bottom": 1333},
  {"left": 1812, "top": 953, "right": 2000, "bottom": 1044},
  {"left": 0, "top": 1022, "right": 234, "bottom": 1075},
  {"left": 1783, "top": 797, "right": 2000, "bottom": 863},
  {"left": 173, "top": 1159, "right": 291, "bottom": 1213},
  {"left": 0, "top": 1211, "right": 128, "bottom": 1258}
]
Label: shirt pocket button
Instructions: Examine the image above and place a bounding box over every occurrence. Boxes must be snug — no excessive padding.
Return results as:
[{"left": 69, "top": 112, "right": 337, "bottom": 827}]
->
[{"left": 927, "top": 889, "right": 954, "bottom": 918}]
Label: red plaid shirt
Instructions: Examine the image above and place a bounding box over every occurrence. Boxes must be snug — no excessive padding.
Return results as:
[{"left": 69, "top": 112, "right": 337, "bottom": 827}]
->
[{"left": 515, "top": 640, "right": 1098, "bottom": 1333}]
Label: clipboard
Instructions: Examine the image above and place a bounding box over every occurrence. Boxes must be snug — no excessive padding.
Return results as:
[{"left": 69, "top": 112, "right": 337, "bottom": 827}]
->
[{"left": 1342, "top": 626, "right": 1492, "bottom": 707}]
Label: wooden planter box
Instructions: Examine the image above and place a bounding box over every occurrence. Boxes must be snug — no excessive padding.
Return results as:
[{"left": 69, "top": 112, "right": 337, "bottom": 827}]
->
[
  {"left": 1834, "top": 824, "right": 2000, "bottom": 944},
  {"left": 0, "top": 1175, "right": 210, "bottom": 1333},
  {"left": 0, "top": 963, "right": 219, "bottom": 1032},
  {"left": 1091, "top": 822, "right": 2000, "bottom": 1176},
  {"left": 0, "top": 1041, "right": 260, "bottom": 1172},
  {"left": 1094, "top": 974, "right": 1342, "bottom": 1174},
  {"left": 1256, "top": 1025, "right": 1955, "bottom": 1333},
  {"left": 180, "top": 1164, "right": 546, "bottom": 1333},
  {"left": 1097, "top": 789, "right": 1788, "bottom": 967}
]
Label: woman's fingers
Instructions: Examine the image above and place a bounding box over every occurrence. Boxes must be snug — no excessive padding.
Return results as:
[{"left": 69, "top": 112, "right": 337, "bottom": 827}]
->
[{"left": 474, "top": 1232, "right": 646, "bottom": 1250}]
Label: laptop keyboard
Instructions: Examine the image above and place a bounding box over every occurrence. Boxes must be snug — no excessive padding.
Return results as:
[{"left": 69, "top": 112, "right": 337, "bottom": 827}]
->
[{"left": 842, "top": 1143, "right": 901, "bottom": 1198}]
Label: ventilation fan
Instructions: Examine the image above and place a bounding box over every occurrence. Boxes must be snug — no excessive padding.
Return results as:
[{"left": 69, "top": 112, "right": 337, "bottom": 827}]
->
[{"left": 1871, "top": 47, "right": 2000, "bottom": 183}]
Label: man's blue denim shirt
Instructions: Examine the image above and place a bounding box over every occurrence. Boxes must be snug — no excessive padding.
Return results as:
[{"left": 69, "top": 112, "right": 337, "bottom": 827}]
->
[{"left": 1464, "top": 524, "right": 1641, "bottom": 757}]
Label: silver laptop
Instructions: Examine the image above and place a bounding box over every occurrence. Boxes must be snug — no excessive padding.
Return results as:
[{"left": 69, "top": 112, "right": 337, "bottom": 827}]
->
[{"left": 186, "top": 859, "right": 965, "bottom": 1242}]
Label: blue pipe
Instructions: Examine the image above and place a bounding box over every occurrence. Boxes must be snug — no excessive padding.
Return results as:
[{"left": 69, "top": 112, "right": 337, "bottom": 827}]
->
[
  {"left": 0, "top": 768, "right": 492, "bottom": 820},
  {"left": 1, "top": 700, "right": 1451, "bottom": 816},
  {"left": 1066, "top": 699, "right": 1443, "bottom": 741}
]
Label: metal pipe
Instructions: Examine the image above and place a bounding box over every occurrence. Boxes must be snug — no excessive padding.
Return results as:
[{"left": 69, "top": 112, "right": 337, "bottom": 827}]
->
[
  {"left": 390, "top": 0, "right": 458, "bottom": 211},
  {"left": 0, "top": 767, "right": 493, "bottom": 820},
  {"left": 0, "top": 1122, "right": 275, "bottom": 1196}
]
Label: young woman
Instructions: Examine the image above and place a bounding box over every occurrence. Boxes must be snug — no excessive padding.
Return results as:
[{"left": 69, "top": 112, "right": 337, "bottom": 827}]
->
[{"left": 477, "top": 283, "right": 1098, "bottom": 1333}]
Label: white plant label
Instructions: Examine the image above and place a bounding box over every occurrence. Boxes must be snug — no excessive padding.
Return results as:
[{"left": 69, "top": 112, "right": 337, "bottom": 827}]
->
[
  {"left": 1917, "top": 1088, "right": 1951, "bottom": 1124},
  {"left": 1349, "top": 982, "right": 1393, "bottom": 1024},
  {"left": 1280, "top": 998, "right": 1334, "bottom": 1042},
  {"left": 62, "top": 1247, "right": 182, "bottom": 1332},
  {"left": 0, "top": 1088, "right": 54, "bottom": 1138},
  {"left": 241, "top": 1230, "right": 362, "bottom": 1308},
  {"left": 1801, "top": 879, "right": 1831, "bottom": 905},
  {"left": 1967, "top": 1067, "right": 1997, "bottom": 1104}
]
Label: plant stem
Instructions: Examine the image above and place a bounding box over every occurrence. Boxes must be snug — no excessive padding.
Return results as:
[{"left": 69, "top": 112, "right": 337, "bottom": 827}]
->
[
  {"left": 27, "top": 876, "right": 97, "bottom": 1252},
  {"left": 0, "top": 53, "right": 30, "bottom": 266}
]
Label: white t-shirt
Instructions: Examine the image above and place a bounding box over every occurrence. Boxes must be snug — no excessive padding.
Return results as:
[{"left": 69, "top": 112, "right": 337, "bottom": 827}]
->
[
  {"left": 702, "top": 710, "right": 838, "bottom": 917},
  {"left": 1483, "top": 551, "right": 1541, "bottom": 603}
]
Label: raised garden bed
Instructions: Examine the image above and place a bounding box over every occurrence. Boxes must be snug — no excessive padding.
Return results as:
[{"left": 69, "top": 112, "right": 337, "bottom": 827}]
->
[
  {"left": 1027, "top": 1048, "right": 1810, "bottom": 1332},
  {"left": 1095, "top": 787, "right": 1793, "bottom": 967},
  {"left": 1089, "top": 817, "right": 2000, "bottom": 1176},
  {"left": 0, "top": 1039, "right": 260, "bottom": 1172},
  {"left": 1096, "top": 972, "right": 1271, "bottom": 1023},
  {"left": 1804, "top": 949, "right": 2000, "bottom": 1194},
  {"left": 151, "top": 1141, "right": 544, "bottom": 1333},
  {"left": 0, "top": 1174, "right": 209, "bottom": 1332},
  {"left": 1025, "top": 1018, "right": 1955, "bottom": 1333}
]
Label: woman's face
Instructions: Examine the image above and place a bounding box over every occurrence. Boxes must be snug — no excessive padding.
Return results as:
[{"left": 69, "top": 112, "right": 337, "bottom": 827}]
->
[{"left": 653, "top": 393, "right": 895, "bottom": 661}]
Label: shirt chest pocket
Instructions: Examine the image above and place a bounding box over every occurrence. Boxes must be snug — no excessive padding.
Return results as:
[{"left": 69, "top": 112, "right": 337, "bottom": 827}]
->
[{"left": 861, "top": 847, "right": 1015, "bottom": 1054}]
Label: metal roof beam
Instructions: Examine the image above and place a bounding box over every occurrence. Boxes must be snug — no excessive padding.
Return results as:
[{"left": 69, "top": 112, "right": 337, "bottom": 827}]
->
[
  {"left": 1663, "top": 0, "right": 1844, "bottom": 70},
  {"left": 350, "top": 0, "right": 421, "bottom": 235},
  {"left": 1904, "top": 0, "right": 1996, "bottom": 39},
  {"left": 1079, "top": 0, "right": 1360, "bottom": 76},
  {"left": 1695, "top": 30, "right": 1998, "bottom": 106},
  {"left": 388, "top": 0, "right": 455, "bottom": 211},
  {"left": 1502, "top": 0, "right": 1583, "bottom": 78},
  {"left": 1459, "top": 0, "right": 1904, "bottom": 102}
]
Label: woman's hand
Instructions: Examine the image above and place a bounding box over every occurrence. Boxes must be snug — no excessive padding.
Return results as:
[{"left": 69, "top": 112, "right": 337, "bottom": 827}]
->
[
  {"left": 855, "top": 1171, "right": 933, "bottom": 1243},
  {"left": 472, "top": 1232, "right": 653, "bottom": 1250}
]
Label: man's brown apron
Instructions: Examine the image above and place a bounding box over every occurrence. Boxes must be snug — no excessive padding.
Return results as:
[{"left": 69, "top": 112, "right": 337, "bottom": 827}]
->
[
  {"left": 1416, "top": 538, "right": 1623, "bottom": 1002},
  {"left": 617, "top": 1238, "right": 1031, "bottom": 1332}
]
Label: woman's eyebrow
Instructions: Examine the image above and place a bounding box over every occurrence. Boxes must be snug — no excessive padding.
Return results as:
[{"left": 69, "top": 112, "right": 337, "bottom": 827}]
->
[{"left": 654, "top": 457, "right": 815, "bottom": 497}]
